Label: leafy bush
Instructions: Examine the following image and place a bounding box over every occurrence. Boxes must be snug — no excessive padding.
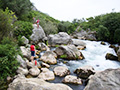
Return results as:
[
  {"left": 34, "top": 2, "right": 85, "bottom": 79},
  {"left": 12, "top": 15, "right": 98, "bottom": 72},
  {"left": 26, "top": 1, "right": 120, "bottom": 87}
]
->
[
  {"left": 114, "top": 29, "right": 120, "bottom": 44},
  {"left": 0, "top": 0, "right": 32, "bottom": 20},
  {"left": 14, "top": 21, "right": 33, "bottom": 39},
  {"left": 0, "top": 37, "right": 20, "bottom": 81},
  {"left": 97, "top": 25, "right": 110, "bottom": 41},
  {"left": 0, "top": 8, "right": 16, "bottom": 42}
]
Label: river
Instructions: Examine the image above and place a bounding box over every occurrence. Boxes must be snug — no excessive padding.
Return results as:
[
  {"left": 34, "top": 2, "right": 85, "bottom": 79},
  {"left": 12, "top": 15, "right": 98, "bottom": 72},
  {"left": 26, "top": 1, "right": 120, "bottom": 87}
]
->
[{"left": 41, "top": 40, "right": 120, "bottom": 90}]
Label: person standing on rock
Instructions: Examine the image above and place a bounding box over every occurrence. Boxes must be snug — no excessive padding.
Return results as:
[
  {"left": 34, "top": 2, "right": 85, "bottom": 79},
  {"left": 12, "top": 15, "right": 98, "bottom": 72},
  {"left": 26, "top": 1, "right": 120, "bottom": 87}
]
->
[
  {"left": 36, "top": 19, "right": 40, "bottom": 28},
  {"left": 30, "top": 43, "right": 36, "bottom": 63}
]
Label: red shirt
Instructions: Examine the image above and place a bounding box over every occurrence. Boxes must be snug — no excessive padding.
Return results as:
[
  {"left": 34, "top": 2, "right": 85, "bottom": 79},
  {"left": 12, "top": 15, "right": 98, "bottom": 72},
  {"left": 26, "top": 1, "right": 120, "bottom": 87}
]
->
[{"left": 30, "top": 45, "right": 35, "bottom": 51}]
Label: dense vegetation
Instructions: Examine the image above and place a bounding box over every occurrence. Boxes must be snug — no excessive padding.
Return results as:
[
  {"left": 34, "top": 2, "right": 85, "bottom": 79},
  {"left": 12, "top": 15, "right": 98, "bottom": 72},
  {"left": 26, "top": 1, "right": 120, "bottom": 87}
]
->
[
  {"left": 74, "top": 12, "right": 120, "bottom": 44},
  {"left": 0, "top": 0, "right": 120, "bottom": 89}
]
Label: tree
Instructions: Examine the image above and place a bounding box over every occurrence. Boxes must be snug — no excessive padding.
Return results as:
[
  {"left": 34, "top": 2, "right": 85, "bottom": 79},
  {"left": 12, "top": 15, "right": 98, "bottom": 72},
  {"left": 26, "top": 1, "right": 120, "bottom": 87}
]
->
[
  {"left": 97, "top": 25, "right": 110, "bottom": 41},
  {"left": 0, "top": 0, "right": 32, "bottom": 20},
  {"left": 0, "top": 8, "right": 16, "bottom": 42},
  {"left": 114, "top": 29, "right": 120, "bottom": 44}
]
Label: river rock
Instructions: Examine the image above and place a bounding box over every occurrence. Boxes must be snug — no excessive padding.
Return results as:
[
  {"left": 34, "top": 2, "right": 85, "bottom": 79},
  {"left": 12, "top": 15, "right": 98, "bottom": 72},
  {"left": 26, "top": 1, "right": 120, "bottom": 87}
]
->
[
  {"left": 29, "top": 66, "right": 40, "bottom": 77},
  {"left": 105, "top": 53, "right": 118, "bottom": 61},
  {"left": 17, "top": 55, "right": 27, "bottom": 68},
  {"left": 41, "top": 62, "right": 50, "bottom": 68},
  {"left": 21, "top": 36, "right": 29, "bottom": 45},
  {"left": 54, "top": 45, "right": 84, "bottom": 60},
  {"left": 54, "top": 66, "right": 70, "bottom": 77},
  {"left": 16, "top": 67, "right": 29, "bottom": 75},
  {"left": 72, "top": 39, "right": 86, "bottom": 47},
  {"left": 20, "top": 46, "right": 31, "bottom": 60},
  {"left": 72, "top": 30, "right": 96, "bottom": 41},
  {"left": 38, "top": 42, "right": 50, "bottom": 51},
  {"left": 38, "top": 68, "right": 55, "bottom": 81},
  {"left": 62, "top": 75, "right": 82, "bottom": 85},
  {"left": 48, "top": 32, "right": 73, "bottom": 46},
  {"left": 40, "top": 51, "right": 57, "bottom": 64},
  {"left": 8, "top": 76, "right": 72, "bottom": 90},
  {"left": 117, "top": 47, "right": 120, "bottom": 61},
  {"left": 30, "top": 24, "right": 46, "bottom": 43},
  {"left": 84, "top": 68, "right": 120, "bottom": 90},
  {"left": 74, "top": 66, "right": 95, "bottom": 79}
]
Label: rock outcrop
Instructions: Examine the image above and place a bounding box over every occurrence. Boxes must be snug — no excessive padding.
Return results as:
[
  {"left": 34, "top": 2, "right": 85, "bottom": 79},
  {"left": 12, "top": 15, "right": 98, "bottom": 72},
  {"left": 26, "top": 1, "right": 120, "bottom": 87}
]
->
[
  {"left": 54, "top": 45, "right": 84, "bottom": 60},
  {"left": 8, "top": 75, "right": 73, "bottom": 90},
  {"left": 40, "top": 51, "right": 57, "bottom": 64},
  {"left": 54, "top": 66, "right": 70, "bottom": 77},
  {"left": 62, "top": 75, "right": 82, "bottom": 85},
  {"left": 30, "top": 24, "right": 46, "bottom": 43},
  {"left": 48, "top": 32, "right": 73, "bottom": 46},
  {"left": 84, "top": 68, "right": 120, "bottom": 90},
  {"left": 117, "top": 47, "right": 120, "bottom": 61},
  {"left": 74, "top": 66, "right": 95, "bottom": 79}
]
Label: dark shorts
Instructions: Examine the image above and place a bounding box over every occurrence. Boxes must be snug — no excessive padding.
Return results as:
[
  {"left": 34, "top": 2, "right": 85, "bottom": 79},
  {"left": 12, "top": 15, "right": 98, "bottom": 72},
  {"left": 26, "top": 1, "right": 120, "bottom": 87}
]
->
[{"left": 31, "top": 51, "right": 35, "bottom": 56}]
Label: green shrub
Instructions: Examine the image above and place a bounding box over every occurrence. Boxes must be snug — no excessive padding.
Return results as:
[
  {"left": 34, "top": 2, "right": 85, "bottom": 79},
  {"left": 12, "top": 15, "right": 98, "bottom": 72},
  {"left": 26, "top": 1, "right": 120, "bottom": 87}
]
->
[
  {"left": 0, "top": 8, "right": 16, "bottom": 42},
  {"left": 114, "top": 29, "right": 120, "bottom": 44},
  {"left": 14, "top": 21, "right": 33, "bottom": 39},
  {"left": 0, "top": 37, "right": 20, "bottom": 81},
  {"left": 97, "top": 25, "right": 110, "bottom": 41}
]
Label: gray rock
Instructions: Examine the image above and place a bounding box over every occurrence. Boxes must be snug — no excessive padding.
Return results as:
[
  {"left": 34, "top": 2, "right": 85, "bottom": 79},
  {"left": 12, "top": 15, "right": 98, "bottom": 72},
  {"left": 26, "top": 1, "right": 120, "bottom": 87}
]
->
[
  {"left": 62, "top": 75, "right": 82, "bottom": 85},
  {"left": 117, "top": 47, "right": 120, "bottom": 61},
  {"left": 8, "top": 77, "right": 72, "bottom": 90},
  {"left": 16, "top": 67, "right": 29, "bottom": 75},
  {"left": 30, "top": 24, "right": 46, "bottom": 43},
  {"left": 74, "top": 66, "right": 95, "bottom": 79},
  {"left": 84, "top": 68, "right": 120, "bottom": 90},
  {"left": 17, "top": 55, "right": 27, "bottom": 68},
  {"left": 21, "top": 36, "right": 29, "bottom": 45},
  {"left": 40, "top": 51, "right": 57, "bottom": 65},
  {"left": 20, "top": 46, "right": 31, "bottom": 60},
  {"left": 29, "top": 66, "right": 40, "bottom": 76},
  {"left": 54, "top": 66, "right": 70, "bottom": 77},
  {"left": 48, "top": 32, "right": 73, "bottom": 46},
  {"left": 54, "top": 45, "right": 84, "bottom": 60},
  {"left": 38, "top": 68, "right": 55, "bottom": 81}
]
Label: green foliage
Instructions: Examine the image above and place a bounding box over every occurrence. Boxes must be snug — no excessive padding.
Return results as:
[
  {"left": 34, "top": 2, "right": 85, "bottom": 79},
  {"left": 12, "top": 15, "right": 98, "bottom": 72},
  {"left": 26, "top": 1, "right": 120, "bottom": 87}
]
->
[
  {"left": 0, "top": 0, "right": 32, "bottom": 20},
  {"left": 60, "top": 54, "right": 67, "bottom": 59},
  {"left": 97, "top": 25, "right": 110, "bottom": 41},
  {"left": 0, "top": 37, "right": 20, "bottom": 81},
  {"left": 17, "top": 36, "right": 25, "bottom": 46},
  {"left": 43, "top": 21, "right": 58, "bottom": 35},
  {"left": 0, "top": 8, "right": 17, "bottom": 42},
  {"left": 114, "top": 29, "right": 120, "bottom": 44},
  {"left": 14, "top": 21, "right": 33, "bottom": 39}
]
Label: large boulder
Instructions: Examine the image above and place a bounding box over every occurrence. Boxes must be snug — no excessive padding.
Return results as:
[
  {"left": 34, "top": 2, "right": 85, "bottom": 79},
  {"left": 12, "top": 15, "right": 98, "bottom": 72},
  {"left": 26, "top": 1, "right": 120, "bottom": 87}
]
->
[
  {"left": 30, "top": 24, "right": 46, "bottom": 43},
  {"left": 16, "top": 67, "right": 29, "bottom": 75},
  {"left": 17, "top": 55, "right": 27, "bottom": 68},
  {"left": 8, "top": 76, "right": 72, "bottom": 90},
  {"left": 72, "top": 30, "right": 96, "bottom": 40},
  {"left": 29, "top": 66, "right": 40, "bottom": 77},
  {"left": 38, "top": 68, "right": 55, "bottom": 81},
  {"left": 105, "top": 53, "right": 118, "bottom": 61},
  {"left": 21, "top": 36, "right": 29, "bottom": 45},
  {"left": 38, "top": 42, "right": 50, "bottom": 51},
  {"left": 72, "top": 39, "right": 86, "bottom": 50},
  {"left": 74, "top": 66, "right": 95, "bottom": 79},
  {"left": 84, "top": 68, "right": 120, "bottom": 90},
  {"left": 48, "top": 32, "right": 73, "bottom": 46},
  {"left": 54, "top": 66, "right": 70, "bottom": 77},
  {"left": 54, "top": 45, "right": 84, "bottom": 60},
  {"left": 62, "top": 75, "right": 82, "bottom": 85},
  {"left": 40, "top": 51, "right": 57, "bottom": 65},
  {"left": 117, "top": 47, "right": 120, "bottom": 61},
  {"left": 20, "top": 46, "right": 31, "bottom": 60}
]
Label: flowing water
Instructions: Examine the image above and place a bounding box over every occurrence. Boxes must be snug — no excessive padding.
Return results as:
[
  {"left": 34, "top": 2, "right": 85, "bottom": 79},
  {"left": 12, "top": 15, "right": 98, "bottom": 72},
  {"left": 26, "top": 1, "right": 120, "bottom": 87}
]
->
[{"left": 40, "top": 40, "right": 120, "bottom": 90}]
